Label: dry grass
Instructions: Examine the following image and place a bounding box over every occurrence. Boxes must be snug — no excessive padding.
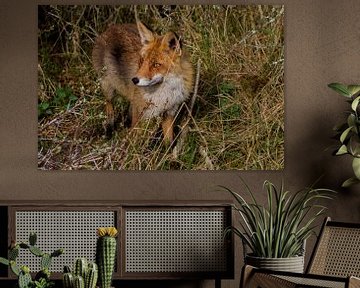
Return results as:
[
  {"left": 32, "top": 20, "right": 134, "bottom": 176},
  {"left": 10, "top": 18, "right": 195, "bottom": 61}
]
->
[{"left": 38, "top": 5, "right": 284, "bottom": 170}]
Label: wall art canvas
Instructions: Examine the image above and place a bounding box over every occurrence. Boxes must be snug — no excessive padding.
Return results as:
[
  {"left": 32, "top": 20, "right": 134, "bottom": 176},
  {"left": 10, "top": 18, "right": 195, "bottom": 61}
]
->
[{"left": 38, "top": 5, "right": 284, "bottom": 170}]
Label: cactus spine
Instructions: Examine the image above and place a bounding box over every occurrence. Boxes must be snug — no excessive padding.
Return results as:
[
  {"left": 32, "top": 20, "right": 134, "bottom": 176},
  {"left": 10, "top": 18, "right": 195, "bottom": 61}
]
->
[
  {"left": 62, "top": 260, "right": 98, "bottom": 288},
  {"left": 96, "top": 227, "right": 118, "bottom": 288}
]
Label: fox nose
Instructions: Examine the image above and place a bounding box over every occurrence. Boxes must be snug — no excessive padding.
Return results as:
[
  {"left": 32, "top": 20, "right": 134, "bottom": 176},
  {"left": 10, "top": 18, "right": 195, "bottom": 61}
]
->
[{"left": 132, "top": 77, "right": 139, "bottom": 85}]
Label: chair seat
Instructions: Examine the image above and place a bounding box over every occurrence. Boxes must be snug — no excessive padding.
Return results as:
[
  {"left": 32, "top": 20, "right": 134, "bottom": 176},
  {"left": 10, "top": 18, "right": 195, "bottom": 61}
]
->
[
  {"left": 241, "top": 218, "right": 360, "bottom": 288},
  {"left": 243, "top": 266, "right": 360, "bottom": 288},
  {"left": 277, "top": 274, "right": 346, "bottom": 288}
]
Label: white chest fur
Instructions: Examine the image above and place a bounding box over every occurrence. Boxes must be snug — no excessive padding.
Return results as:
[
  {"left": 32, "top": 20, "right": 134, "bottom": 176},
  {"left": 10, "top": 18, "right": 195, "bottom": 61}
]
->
[{"left": 141, "top": 74, "right": 189, "bottom": 119}]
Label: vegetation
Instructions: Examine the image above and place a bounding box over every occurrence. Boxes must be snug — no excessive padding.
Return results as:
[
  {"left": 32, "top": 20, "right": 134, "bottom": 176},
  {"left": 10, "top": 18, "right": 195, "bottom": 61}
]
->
[
  {"left": 38, "top": 5, "right": 284, "bottom": 170},
  {"left": 223, "top": 180, "right": 334, "bottom": 258},
  {"left": 329, "top": 83, "right": 360, "bottom": 187},
  {"left": 0, "top": 232, "right": 63, "bottom": 288}
]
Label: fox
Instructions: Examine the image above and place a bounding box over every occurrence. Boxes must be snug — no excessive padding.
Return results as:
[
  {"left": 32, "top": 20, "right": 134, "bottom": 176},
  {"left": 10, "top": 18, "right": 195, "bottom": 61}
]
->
[{"left": 92, "top": 21, "right": 194, "bottom": 143}]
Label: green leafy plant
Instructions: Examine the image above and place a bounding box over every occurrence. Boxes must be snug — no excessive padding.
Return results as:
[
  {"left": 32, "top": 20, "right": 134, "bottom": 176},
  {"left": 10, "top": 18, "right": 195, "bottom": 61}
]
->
[
  {"left": 222, "top": 180, "right": 334, "bottom": 258},
  {"left": 38, "top": 86, "right": 78, "bottom": 118},
  {"left": 0, "top": 232, "right": 63, "bottom": 288},
  {"left": 328, "top": 83, "right": 360, "bottom": 187}
]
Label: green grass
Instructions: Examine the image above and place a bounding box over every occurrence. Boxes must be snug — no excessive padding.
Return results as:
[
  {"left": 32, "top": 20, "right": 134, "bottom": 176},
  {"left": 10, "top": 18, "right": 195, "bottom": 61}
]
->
[{"left": 38, "top": 5, "right": 284, "bottom": 170}]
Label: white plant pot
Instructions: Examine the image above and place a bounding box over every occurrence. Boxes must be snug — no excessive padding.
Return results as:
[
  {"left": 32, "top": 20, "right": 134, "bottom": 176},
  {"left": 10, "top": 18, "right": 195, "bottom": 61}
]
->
[{"left": 245, "top": 254, "right": 305, "bottom": 273}]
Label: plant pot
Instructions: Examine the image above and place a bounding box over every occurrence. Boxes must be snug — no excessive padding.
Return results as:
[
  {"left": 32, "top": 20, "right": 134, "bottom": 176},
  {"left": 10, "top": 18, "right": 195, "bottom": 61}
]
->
[{"left": 245, "top": 254, "right": 305, "bottom": 273}]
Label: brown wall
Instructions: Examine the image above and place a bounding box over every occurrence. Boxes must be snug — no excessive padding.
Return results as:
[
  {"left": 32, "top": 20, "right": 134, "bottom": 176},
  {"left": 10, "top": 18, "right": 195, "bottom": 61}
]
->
[{"left": 1, "top": 1, "right": 360, "bottom": 287}]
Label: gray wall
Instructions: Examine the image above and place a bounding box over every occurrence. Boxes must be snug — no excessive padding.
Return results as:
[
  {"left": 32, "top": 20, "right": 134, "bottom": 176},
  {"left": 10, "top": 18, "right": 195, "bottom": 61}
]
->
[{"left": 1, "top": 1, "right": 360, "bottom": 287}]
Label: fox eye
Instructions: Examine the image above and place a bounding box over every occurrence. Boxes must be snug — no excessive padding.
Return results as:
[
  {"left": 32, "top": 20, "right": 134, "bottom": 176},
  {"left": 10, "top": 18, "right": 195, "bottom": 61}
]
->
[{"left": 153, "top": 62, "right": 161, "bottom": 68}]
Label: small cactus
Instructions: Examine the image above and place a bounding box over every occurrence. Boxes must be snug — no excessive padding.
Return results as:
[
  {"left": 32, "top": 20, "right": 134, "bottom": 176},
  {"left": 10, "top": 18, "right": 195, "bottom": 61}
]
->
[
  {"left": 9, "top": 246, "right": 19, "bottom": 260},
  {"left": 41, "top": 253, "right": 52, "bottom": 270},
  {"left": 63, "top": 259, "right": 98, "bottom": 288},
  {"left": 85, "top": 262, "right": 98, "bottom": 288},
  {"left": 0, "top": 232, "right": 63, "bottom": 288},
  {"left": 29, "top": 232, "right": 37, "bottom": 246},
  {"left": 18, "top": 268, "right": 32, "bottom": 288},
  {"left": 96, "top": 227, "right": 118, "bottom": 288},
  {"left": 74, "top": 275, "right": 85, "bottom": 288},
  {"left": 74, "top": 258, "right": 88, "bottom": 279},
  {"left": 29, "top": 245, "right": 44, "bottom": 257},
  {"left": 63, "top": 272, "right": 74, "bottom": 288}
]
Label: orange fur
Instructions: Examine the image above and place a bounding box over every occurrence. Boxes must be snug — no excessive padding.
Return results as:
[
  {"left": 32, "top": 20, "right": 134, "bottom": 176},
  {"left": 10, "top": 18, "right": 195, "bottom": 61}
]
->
[{"left": 92, "top": 21, "right": 194, "bottom": 143}]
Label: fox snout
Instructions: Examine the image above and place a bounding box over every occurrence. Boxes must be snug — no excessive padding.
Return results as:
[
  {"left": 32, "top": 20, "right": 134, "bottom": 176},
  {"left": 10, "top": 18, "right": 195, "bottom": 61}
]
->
[{"left": 131, "top": 74, "right": 164, "bottom": 87}]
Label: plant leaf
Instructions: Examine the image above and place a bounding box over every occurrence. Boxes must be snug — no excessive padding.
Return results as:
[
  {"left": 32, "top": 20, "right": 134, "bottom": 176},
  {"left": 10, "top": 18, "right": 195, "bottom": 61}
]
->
[
  {"left": 340, "top": 127, "right": 352, "bottom": 143},
  {"left": 352, "top": 157, "right": 360, "bottom": 179},
  {"left": 348, "top": 85, "right": 360, "bottom": 96},
  {"left": 351, "top": 96, "right": 360, "bottom": 111},
  {"left": 328, "top": 83, "right": 351, "bottom": 97},
  {"left": 336, "top": 145, "right": 348, "bottom": 155},
  {"left": 342, "top": 177, "right": 360, "bottom": 188},
  {"left": 0, "top": 257, "right": 9, "bottom": 266}
]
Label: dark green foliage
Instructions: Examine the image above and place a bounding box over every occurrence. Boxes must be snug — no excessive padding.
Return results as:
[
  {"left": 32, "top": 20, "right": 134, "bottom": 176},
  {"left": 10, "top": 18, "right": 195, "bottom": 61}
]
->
[{"left": 329, "top": 83, "right": 360, "bottom": 187}]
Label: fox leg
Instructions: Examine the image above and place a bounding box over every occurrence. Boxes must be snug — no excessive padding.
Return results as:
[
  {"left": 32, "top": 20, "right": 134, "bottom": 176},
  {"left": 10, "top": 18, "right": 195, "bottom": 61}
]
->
[
  {"left": 161, "top": 115, "right": 174, "bottom": 144},
  {"left": 101, "top": 79, "right": 116, "bottom": 137}
]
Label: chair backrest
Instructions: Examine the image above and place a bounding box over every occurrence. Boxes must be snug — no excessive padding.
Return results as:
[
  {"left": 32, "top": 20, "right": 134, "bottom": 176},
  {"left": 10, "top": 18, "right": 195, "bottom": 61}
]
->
[{"left": 307, "top": 217, "right": 360, "bottom": 277}]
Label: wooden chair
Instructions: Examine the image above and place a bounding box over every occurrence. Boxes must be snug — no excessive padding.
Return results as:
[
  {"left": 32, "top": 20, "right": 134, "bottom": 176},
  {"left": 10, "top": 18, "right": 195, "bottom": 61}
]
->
[{"left": 241, "top": 217, "right": 360, "bottom": 288}]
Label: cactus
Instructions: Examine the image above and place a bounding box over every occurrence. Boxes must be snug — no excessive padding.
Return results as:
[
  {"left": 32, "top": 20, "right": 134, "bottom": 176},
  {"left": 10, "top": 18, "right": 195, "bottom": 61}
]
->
[
  {"left": 96, "top": 227, "right": 118, "bottom": 288},
  {"left": 85, "top": 262, "right": 98, "bottom": 288},
  {"left": 29, "top": 232, "right": 37, "bottom": 246},
  {"left": 0, "top": 232, "right": 63, "bottom": 288},
  {"left": 29, "top": 245, "right": 44, "bottom": 257},
  {"left": 41, "top": 253, "right": 52, "bottom": 270},
  {"left": 74, "top": 275, "right": 85, "bottom": 288},
  {"left": 63, "top": 259, "right": 98, "bottom": 288},
  {"left": 63, "top": 272, "right": 74, "bottom": 288},
  {"left": 9, "top": 246, "right": 19, "bottom": 260},
  {"left": 18, "top": 269, "right": 32, "bottom": 288},
  {"left": 74, "top": 258, "right": 88, "bottom": 279}
]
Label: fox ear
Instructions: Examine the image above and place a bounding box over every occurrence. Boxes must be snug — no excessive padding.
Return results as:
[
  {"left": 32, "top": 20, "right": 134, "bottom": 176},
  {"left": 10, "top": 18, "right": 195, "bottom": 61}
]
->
[
  {"left": 164, "top": 32, "right": 182, "bottom": 55},
  {"left": 137, "top": 21, "right": 154, "bottom": 45}
]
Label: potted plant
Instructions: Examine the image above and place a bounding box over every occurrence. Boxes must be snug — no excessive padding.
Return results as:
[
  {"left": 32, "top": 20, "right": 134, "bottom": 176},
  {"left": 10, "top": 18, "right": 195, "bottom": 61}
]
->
[
  {"left": 0, "top": 232, "right": 63, "bottom": 288},
  {"left": 222, "top": 180, "right": 334, "bottom": 273},
  {"left": 328, "top": 83, "right": 360, "bottom": 187}
]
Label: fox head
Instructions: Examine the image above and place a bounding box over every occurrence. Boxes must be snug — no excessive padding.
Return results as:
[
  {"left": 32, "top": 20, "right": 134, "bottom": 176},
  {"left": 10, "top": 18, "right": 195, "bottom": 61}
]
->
[{"left": 132, "top": 21, "right": 183, "bottom": 87}]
